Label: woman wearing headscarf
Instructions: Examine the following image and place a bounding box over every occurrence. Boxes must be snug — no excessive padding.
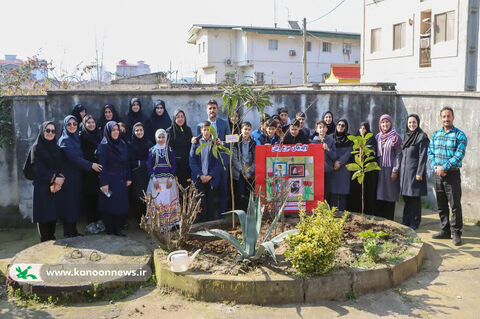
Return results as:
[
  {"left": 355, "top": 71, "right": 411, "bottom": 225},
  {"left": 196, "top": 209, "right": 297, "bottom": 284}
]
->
[
  {"left": 376, "top": 114, "right": 403, "bottom": 220},
  {"left": 58, "top": 115, "right": 103, "bottom": 237},
  {"left": 30, "top": 121, "right": 64, "bottom": 242},
  {"left": 128, "top": 122, "right": 153, "bottom": 223},
  {"left": 97, "top": 104, "right": 121, "bottom": 134},
  {"left": 323, "top": 111, "right": 336, "bottom": 135},
  {"left": 329, "top": 119, "right": 353, "bottom": 212},
  {"left": 166, "top": 109, "right": 193, "bottom": 188},
  {"left": 126, "top": 98, "right": 146, "bottom": 136},
  {"left": 146, "top": 129, "right": 179, "bottom": 229},
  {"left": 97, "top": 121, "right": 132, "bottom": 236},
  {"left": 400, "top": 114, "right": 429, "bottom": 229},
  {"left": 79, "top": 115, "right": 104, "bottom": 234},
  {"left": 71, "top": 104, "right": 87, "bottom": 125},
  {"left": 347, "top": 121, "right": 379, "bottom": 214},
  {"left": 145, "top": 100, "right": 172, "bottom": 144}
]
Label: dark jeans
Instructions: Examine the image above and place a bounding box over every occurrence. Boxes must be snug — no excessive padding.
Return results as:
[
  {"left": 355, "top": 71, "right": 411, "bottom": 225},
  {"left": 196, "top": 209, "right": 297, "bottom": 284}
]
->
[
  {"left": 330, "top": 194, "right": 347, "bottom": 212},
  {"left": 233, "top": 175, "right": 253, "bottom": 211},
  {"left": 434, "top": 170, "right": 463, "bottom": 235},
  {"left": 196, "top": 181, "right": 220, "bottom": 222},
  {"left": 84, "top": 193, "right": 101, "bottom": 224},
  {"left": 103, "top": 213, "right": 126, "bottom": 235},
  {"left": 376, "top": 200, "right": 396, "bottom": 221},
  {"left": 37, "top": 221, "right": 56, "bottom": 242},
  {"left": 402, "top": 196, "right": 422, "bottom": 229}
]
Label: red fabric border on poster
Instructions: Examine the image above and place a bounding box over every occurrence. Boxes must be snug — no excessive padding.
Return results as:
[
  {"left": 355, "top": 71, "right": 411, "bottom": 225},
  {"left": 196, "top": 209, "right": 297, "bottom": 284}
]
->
[{"left": 255, "top": 144, "right": 324, "bottom": 213}]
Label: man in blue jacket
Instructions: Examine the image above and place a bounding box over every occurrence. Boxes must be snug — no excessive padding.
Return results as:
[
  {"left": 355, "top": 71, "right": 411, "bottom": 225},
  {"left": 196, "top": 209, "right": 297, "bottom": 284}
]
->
[{"left": 190, "top": 121, "right": 223, "bottom": 222}]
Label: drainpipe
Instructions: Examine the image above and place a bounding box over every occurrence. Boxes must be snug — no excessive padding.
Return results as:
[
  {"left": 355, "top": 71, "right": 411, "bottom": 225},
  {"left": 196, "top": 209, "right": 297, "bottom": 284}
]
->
[{"left": 465, "top": 0, "right": 479, "bottom": 91}]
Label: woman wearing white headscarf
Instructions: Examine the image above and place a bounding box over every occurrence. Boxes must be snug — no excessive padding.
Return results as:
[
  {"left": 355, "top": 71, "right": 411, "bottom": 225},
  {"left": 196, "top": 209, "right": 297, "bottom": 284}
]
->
[{"left": 146, "top": 129, "right": 179, "bottom": 229}]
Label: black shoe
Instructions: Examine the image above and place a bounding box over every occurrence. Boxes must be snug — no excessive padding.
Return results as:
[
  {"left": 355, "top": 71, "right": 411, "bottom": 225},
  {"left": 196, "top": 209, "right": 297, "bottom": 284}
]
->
[
  {"left": 114, "top": 232, "right": 127, "bottom": 237},
  {"left": 453, "top": 233, "right": 462, "bottom": 246},
  {"left": 432, "top": 231, "right": 451, "bottom": 239}
]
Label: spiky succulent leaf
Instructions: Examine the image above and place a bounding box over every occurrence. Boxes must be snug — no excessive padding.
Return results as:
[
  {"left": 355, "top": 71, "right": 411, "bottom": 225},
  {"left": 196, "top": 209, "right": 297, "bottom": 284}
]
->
[{"left": 194, "top": 230, "right": 248, "bottom": 258}]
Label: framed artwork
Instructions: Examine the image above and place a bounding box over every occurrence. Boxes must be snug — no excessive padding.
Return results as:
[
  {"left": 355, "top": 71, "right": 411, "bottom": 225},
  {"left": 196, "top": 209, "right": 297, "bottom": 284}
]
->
[
  {"left": 255, "top": 144, "right": 324, "bottom": 213},
  {"left": 289, "top": 164, "right": 305, "bottom": 177}
]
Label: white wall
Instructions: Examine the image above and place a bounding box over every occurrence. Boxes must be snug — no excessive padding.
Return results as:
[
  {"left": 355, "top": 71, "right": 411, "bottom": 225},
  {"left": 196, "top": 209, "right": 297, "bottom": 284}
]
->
[{"left": 362, "top": 0, "right": 469, "bottom": 91}]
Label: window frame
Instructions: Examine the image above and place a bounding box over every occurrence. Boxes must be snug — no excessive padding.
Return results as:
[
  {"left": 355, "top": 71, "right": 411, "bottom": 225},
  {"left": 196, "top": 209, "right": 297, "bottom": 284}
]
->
[{"left": 268, "top": 39, "right": 278, "bottom": 50}]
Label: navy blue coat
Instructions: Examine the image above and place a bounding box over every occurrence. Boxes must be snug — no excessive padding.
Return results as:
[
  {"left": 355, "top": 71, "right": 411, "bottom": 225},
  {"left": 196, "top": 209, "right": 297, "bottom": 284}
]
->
[
  {"left": 400, "top": 136, "right": 429, "bottom": 197},
  {"left": 97, "top": 142, "right": 131, "bottom": 215},
  {"left": 189, "top": 139, "right": 223, "bottom": 189},
  {"left": 330, "top": 145, "right": 352, "bottom": 195},
  {"left": 196, "top": 117, "right": 231, "bottom": 142},
  {"left": 32, "top": 160, "right": 62, "bottom": 223}
]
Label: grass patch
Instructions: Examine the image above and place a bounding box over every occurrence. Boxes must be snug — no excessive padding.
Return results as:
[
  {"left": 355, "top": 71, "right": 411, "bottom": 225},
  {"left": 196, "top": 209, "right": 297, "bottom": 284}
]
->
[{"left": 345, "top": 290, "right": 356, "bottom": 301}]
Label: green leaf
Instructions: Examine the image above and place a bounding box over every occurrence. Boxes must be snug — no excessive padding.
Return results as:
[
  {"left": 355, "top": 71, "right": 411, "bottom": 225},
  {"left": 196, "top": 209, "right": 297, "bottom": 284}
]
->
[
  {"left": 358, "top": 229, "right": 375, "bottom": 238},
  {"left": 257, "top": 241, "right": 277, "bottom": 263},
  {"left": 364, "top": 132, "right": 373, "bottom": 140},
  {"left": 364, "top": 156, "right": 376, "bottom": 163},
  {"left": 352, "top": 170, "right": 363, "bottom": 181},
  {"left": 194, "top": 229, "right": 248, "bottom": 258},
  {"left": 347, "top": 135, "right": 357, "bottom": 142},
  {"left": 376, "top": 231, "right": 389, "bottom": 237},
  {"left": 212, "top": 146, "right": 218, "bottom": 158},
  {"left": 365, "top": 162, "right": 380, "bottom": 172},
  {"left": 346, "top": 163, "right": 361, "bottom": 172},
  {"left": 195, "top": 143, "right": 210, "bottom": 155}
]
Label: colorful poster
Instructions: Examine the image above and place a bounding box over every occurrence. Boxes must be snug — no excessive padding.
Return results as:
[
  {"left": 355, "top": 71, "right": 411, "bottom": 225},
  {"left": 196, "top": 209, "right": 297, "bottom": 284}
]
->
[{"left": 255, "top": 144, "right": 324, "bottom": 213}]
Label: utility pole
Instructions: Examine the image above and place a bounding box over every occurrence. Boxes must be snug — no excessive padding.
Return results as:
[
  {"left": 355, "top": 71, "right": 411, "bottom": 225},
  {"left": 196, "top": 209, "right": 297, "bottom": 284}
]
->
[{"left": 303, "top": 17, "right": 307, "bottom": 85}]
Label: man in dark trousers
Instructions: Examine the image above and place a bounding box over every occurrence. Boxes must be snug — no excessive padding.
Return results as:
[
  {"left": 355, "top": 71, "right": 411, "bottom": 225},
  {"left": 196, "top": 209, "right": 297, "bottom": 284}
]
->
[{"left": 427, "top": 106, "right": 468, "bottom": 246}]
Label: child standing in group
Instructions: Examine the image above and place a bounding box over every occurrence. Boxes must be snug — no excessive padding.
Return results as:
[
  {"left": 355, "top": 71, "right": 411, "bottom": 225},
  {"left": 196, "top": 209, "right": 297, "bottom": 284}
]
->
[
  {"left": 257, "top": 119, "right": 281, "bottom": 145},
  {"left": 232, "top": 122, "right": 256, "bottom": 211},
  {"left": 146, "top": 129, "right": 179, "bottom": 229},
  {"left": 189, "top": 121, "right": 223, "bottom": 222}
]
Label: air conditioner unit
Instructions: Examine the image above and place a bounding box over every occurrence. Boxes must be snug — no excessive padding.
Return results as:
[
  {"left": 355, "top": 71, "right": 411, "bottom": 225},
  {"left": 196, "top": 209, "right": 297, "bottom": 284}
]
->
[
  {"left": 343, "top": 44, "right": 351, "bottom": 54},
  {"left": 226, "top": 59, "right": 232, "bottom": 65},
  {"left": 289, "top": 50, "right": 296, "bottom": 56},
  {"left": 420, "top": 38, "right": 430, "bottom": 49}
]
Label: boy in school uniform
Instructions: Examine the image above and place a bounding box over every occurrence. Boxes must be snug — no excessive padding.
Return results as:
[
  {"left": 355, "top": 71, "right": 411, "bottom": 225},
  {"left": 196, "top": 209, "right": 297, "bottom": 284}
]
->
[
  {"left": 252, "top": 113, "right": 270, "bottom": 145},
  {"left": 189, "top": 121, "right": 223, "bottom": 222},
  {"left": 283, "top": 119, "right": 310, "bottom": 145},
  {"left": 232, "top": 122, "right": 256, "bottom": 211},
  {"left": 257, "top": 119, "right": 281, "bottom": 145}
]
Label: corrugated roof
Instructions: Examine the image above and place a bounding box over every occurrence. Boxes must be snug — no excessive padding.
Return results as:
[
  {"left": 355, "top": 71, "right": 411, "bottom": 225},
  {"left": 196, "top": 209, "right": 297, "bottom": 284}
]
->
[
  {"left": 331, "top": 64, "right": 360, "bottom": 80},
  {"left": 187, "top": 24, "right": 360, "bottom": 43}
]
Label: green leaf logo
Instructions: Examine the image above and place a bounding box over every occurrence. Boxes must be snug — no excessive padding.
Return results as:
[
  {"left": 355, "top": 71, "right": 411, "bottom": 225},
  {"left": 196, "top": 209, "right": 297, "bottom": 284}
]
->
[{"left": 15, "top": 265, "right": 38, "bottom": 280}]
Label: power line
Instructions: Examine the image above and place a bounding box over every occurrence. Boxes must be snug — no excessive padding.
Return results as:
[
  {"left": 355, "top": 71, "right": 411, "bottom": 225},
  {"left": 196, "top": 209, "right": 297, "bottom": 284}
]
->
[{"left": 307, "top": 0, "right": 347, "bottom": 23}]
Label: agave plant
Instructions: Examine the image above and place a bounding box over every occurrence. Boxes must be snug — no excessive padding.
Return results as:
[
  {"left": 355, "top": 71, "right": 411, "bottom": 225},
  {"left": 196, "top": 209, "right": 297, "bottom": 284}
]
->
[{"left": 194, "top": 190, "right": 297, "bottom": 263}]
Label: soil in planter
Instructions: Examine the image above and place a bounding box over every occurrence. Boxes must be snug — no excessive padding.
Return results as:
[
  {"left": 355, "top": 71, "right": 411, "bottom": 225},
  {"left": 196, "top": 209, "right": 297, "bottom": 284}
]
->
[{"left": 179, "top": 215, "right": 414, "bottom": 276}]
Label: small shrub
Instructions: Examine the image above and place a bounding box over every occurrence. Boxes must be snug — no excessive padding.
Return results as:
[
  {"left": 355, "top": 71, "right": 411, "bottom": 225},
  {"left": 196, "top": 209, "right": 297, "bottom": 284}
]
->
[
  {"left": 284, "top": 199, "right": 348, "bottom": 276},
  {"left": 358, "top": 229, "right": 388, "bottom": 262}
]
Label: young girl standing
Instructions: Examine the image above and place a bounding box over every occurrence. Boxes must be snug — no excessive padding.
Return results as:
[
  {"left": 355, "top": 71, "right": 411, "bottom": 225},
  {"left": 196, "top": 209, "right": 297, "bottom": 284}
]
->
[{"left": 146, "top": 129, "right": 179, "bottom": 229}]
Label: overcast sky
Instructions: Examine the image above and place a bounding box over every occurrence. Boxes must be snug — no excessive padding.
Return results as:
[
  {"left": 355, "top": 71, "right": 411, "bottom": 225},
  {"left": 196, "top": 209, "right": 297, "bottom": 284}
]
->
[{"left": 1, "top": 0, "right": 362, "bottom": 78}]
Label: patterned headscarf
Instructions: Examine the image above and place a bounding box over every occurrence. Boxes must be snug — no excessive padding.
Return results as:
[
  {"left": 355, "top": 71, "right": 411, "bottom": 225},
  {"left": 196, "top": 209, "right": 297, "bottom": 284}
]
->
[{"left": 376, "top": 114, "right": 401, "bottom": 167}]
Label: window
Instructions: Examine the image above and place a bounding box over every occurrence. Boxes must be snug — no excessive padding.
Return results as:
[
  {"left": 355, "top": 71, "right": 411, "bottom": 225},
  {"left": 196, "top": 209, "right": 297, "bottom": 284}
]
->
[
  {"left": 371, "top": 28, "right": 381, "bottom": 53},
  {"left": 322, "top": 42, "right": 332, "bottom": 52},
  {"left": 393, "top": 22, "right": 406, "bottom": 50},
  {"left": 306, "top": 41, "right": 312, "bottom": 52},
  {"left": 268, "top": 39, "right": 278, "bottom": 50},
  {"left": 435, "top": 11, "right": 455, "bottom": 43},
  {"left": 202, "top": 42, "right": 205, "bottom": 53}
]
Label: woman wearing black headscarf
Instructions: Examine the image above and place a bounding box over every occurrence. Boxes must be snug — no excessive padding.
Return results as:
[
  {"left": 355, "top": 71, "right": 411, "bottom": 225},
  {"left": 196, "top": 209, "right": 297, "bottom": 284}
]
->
[
  {"left": 30, "top": 121, "right": 64, "bottom": 242},
  {"left": 347, "top": 122, "right": 379, "bottom": 214},
  {"left": 79, "top": 115, "right": 104, "bottom": 234},
  {"left": 400, "top": 114, "right": 429, "bottom": 229},
  {"left": 166, "top": 109, "right": 193, "bottom": 187},
  {"left": 71, "top": 104, "right": 87, "bottom": 125},
  {"left": 323, "top": 111, "right": 336, "bottom": 135},
  {"left": 128, "top": 122, "right": 153, "bottom": 223},
  {"left": 329, "top": 119, "right": 353, "bottom": 212},
  {"left": 58, "top": 115, "right": 103, "bottom": 237},
  {"left": 145, "top": 100, "right": 172, "bottom": 143},
  {"left": 126, "top": 98, "right": 146, "bottom": 136},
  {"left": 97, "top": 104, "right": 121, "bottom": 134},
  {"left": 98, "top": 121, "right": 132, "bottom": 236}
]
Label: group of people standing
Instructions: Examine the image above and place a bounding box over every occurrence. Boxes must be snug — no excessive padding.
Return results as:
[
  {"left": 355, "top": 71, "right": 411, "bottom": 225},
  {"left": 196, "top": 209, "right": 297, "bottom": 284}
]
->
[{"left": 27, "top": 98, "right": 468, "bottom": 246}]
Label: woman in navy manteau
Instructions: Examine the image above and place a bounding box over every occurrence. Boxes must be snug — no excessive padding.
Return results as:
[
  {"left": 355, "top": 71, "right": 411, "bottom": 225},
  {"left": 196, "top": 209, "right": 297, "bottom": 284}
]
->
[
  {"left": 58, "top": 115, "right": 102, "bottom": 237},
  {"left": 97, "top": 121, "right": 132, "bottom": 236}
]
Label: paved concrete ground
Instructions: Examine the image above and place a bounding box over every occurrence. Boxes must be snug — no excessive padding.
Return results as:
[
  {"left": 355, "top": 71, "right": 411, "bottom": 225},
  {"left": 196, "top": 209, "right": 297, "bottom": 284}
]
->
[{"left": 1, "top": 206, "right": 479, "bottom": 319}]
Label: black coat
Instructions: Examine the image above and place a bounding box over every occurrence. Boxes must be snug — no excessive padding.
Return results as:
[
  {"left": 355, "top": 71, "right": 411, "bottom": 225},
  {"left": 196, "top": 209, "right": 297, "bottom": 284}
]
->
[
  {"left": 283, "top": 129, "right": 310, "bottom": 145},
  {"left": 400, "top": 136, "right": 429, "bottom": 197},
  {"left": 128, "top": 136, "right": 153, "bottom": 204},
  {"left": 32, "top": 155, "right": 63, "bottom": 223},
  {"left": 166, "top": 124, "right": 193, "bottom": 187},
  {"left": 80, "top": 128, "right": 101, "bottom": 197}
]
